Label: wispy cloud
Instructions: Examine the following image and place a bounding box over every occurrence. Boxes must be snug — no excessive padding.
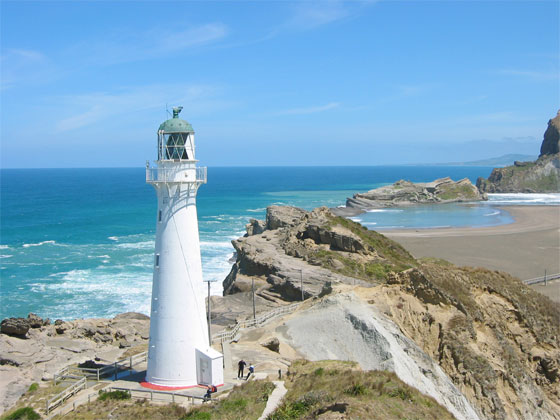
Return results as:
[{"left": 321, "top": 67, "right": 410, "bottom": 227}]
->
[
  {"left": 497, "top": 69, "right": 559, "bottom": 81},
  {"left": 267, "top": 0, "right": 376, "bottom": 37},
  {"left": 1, "top": 49, "right": 55, "bottom": 90},
  {"left": 275, "top": 102, "right": 340, "bottom": 116},
  {"left": 54, "top": 84, "right": 229, "bottom": 132},
  {"left": 75, "top": 23, "right": 228, "bottom": 66}
]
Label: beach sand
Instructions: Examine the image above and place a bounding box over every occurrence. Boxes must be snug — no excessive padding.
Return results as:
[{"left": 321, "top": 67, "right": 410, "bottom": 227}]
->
[{"left": 383, "top": 205, "right": 560, "bottom": 302}]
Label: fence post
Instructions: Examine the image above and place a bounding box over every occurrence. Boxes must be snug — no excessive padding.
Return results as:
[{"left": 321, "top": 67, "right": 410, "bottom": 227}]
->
[
  {"left": 73, "top": 402, "right": 76, "bottom": 411},
  {"left": 172, "top": 392, "right": 175, "bottom": 403},
  {"left": 46, "top": 400, "right": 49, "bottom": 415},
  {"left": 97, "top": 369, "right": 100, "bottom": 382},
  {"left": 88, "top": 394, "right": 91, "bottom": 404},
  {"left": 545, "top": 269, "right": 547, "bottom": 286},
  {"left": 114, "top": 362, "right": 118, "bottom": 380}
]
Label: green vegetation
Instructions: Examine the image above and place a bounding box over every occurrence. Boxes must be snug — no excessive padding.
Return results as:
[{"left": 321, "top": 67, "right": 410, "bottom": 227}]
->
[
  {"left": 1, "top": 407, "right": 40, "bottom": 420},
  {"left": 268, "top": 360, "right": 454, "bottom": 420},
  {"left": 26, "top": 384, "right": 38, "bottom": 394},
  {"left": 310, "top": 215, "right": 416, "bottom": 282},
  {"left": 436, "top": 182, "right": 478, "bottom": 200},
  {"left": 98, "top": 389, "right": 131, "bottom": 401}
]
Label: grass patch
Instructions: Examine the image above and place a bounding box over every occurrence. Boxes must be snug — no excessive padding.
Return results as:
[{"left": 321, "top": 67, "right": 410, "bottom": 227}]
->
[
  {"left": 26, "top": 384, "right": 38, "bottom": 394},
  {"left": 1, "top": 407, "right": 40, "bottom": 420},
  {"left": 270, "top": 360, "right": 454, "bottom": 420}
]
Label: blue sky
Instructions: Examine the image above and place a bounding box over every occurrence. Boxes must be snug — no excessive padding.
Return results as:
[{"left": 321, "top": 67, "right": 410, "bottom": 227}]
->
[{"left": 1, "top": 0, "right": 558, "bottom": 168}]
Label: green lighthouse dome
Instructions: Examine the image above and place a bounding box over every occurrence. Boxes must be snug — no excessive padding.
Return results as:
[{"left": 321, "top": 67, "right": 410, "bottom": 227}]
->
[{"left": 158, "top": 106, "right": 194, "bottom": 133}]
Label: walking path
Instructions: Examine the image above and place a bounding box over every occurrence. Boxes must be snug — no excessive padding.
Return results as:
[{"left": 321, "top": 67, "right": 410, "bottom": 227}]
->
[{"left": 258, "top": 381, "right": 287, "bottom": 420}]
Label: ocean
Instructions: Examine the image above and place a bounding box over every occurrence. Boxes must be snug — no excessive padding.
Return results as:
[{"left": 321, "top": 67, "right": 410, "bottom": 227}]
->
[{"left": 1, "top": 166, "right": 559, "bottom": 320}]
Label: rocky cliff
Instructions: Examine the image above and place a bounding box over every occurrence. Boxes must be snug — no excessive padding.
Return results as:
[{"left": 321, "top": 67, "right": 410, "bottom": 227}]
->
[
  {"left": 224, "top": 205, "right": 560, "bottom": 420},
  {"left": 338, "top": 177, "right": 486, "bottom": 215},
  {"left": 477, "top": 112, "right": 560, "bottom": 193}
]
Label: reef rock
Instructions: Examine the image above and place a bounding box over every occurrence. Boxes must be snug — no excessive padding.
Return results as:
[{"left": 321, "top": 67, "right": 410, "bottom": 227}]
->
[
  {"left": 339, "top": 177, "right": 486, "bottom": 214},
  {"left": 1, "top": 318, "right": 30, "bottom": 337}
]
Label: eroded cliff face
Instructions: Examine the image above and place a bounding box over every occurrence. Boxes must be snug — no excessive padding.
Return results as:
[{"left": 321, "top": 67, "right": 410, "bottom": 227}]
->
[
  {"left": 224, "top": 205, "right": 560, "bottom": 420},
  {"left": 477, "top": 112, "right": 560, "bottom": 193}
]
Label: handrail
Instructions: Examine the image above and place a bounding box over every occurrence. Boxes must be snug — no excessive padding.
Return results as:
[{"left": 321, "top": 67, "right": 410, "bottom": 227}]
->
[
  {"left": 212, "top": 303, "right": 301, "bottom": 344},
  {"left": 46, "top": 377, "right": 86, "bottom": 414},
  {"left": 54, "top": 351, "right": 149, "bottom": 382},
  {"left": 146, "top": 166, "right": 207, "bottom": 184},
  {"left": 523, "top": 272, "right": 560, "bottom": 285},
  {"left": 108, "top": 386, "right": 205, "bottom": 400}
]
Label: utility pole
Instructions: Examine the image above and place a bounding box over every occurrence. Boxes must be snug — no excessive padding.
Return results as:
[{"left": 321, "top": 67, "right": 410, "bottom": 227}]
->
[
  {"left": 252, "top": 278, "right": 256, "bottom": 320},
  {"left": 300, "top": 269, "right": 304, "bottom": 301}
]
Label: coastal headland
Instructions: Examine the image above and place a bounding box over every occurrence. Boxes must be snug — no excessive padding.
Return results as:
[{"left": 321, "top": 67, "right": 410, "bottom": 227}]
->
[{"left": 2, "top": 205, "right": 559, "bottom": 420}]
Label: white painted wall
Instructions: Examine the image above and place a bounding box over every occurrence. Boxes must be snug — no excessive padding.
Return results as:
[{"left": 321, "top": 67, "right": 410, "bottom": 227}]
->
[{"left": 146, "top": 160, "right": 211, "bottom": 387}]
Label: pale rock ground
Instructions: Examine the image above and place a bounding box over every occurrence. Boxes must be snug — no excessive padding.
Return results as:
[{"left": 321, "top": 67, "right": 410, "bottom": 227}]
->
[{"left": 0, "top": 314, "right": 149, "bottom": 414}]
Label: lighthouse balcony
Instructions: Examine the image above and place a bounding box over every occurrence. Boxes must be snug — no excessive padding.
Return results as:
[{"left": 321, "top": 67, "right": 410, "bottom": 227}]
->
[{"left": 146, "top": 166, "right": 207, "bottom": 184}]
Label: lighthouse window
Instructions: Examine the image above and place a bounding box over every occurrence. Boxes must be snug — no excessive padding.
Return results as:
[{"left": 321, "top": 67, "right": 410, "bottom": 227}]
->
[
  {"left": 155, "top": 254, "right": 160, "bottom": 268},
  {"left": 165, "top": 133, "right": 189, "bottom": 160},
  {"left": 158, "top": 210, "right": 162, "bottom": 222}
]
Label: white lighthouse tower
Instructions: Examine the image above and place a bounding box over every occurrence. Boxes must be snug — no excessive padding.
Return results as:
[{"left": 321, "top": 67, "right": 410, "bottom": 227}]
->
[{"left": 145, "top": 107, "right": 223, "bottom": 388}]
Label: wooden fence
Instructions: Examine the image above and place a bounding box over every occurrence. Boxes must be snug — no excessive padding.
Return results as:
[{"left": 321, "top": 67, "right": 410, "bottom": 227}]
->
[
  {"left": 107, "top": 386, "right": 205, "bottom": 405},
  {"left": 212, "top": 302, "right": 301, "bottom": 344},
  {"left": 45, "top": 377, "right": 86, "bottom": 414}
]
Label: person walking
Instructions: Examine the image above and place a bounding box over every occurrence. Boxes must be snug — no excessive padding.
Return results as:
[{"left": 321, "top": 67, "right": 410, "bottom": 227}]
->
[
  {"left": 237, "top": 359, "right": 247, "bottom": 379},
  {"left": 246, "top": 364, "right": 254, "bottom": 380}
]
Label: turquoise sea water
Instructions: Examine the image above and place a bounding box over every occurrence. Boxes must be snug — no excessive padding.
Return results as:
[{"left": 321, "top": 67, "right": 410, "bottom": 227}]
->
[{"left": 1, "top": 166, "right": 558, "bottom": 320}]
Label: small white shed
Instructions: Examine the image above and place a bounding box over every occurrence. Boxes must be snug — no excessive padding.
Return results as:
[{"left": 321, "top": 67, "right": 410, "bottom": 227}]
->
[{"left": 196, "top": 347, "right": 224, "bottom": 386}]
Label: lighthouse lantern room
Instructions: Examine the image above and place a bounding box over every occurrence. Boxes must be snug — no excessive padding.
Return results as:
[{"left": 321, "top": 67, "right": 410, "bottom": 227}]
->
[{"left": 145, "top": 106, "right": 223, "bottom": 388}]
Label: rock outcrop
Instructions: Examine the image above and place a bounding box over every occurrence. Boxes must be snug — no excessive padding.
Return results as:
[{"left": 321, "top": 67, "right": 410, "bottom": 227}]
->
[
  {"left": 224, "top": 206, "right": 415, "bottom": 300},
  {"left": 477, "top": 112, "right": 560, "bottom": 193},
  {"left": 338, "top": 177, "right": 486, "bottom": 215},
  {"left": 224, "top": 205, "right": 560, "bottom": 420}
]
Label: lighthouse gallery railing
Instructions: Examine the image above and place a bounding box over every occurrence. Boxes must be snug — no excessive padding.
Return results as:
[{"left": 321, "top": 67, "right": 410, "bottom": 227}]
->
[{"left": 146, "top": 166, "right": 207, "bottom": 184}]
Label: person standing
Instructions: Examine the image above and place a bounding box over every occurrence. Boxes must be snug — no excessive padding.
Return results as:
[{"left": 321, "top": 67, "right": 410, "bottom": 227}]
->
[{"left": 237, "top": 359, "right": 247, "bottom": 379}]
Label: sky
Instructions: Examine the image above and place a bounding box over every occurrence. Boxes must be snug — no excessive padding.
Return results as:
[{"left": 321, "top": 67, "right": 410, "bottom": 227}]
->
[{"left": 1, "top": 0, "right": 558, "bottom": 168}]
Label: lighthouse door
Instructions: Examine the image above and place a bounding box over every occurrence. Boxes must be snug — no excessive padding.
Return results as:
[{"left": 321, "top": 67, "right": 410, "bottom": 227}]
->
[{"left": 198, "top": 357, "right": 210, "bottom": 385}]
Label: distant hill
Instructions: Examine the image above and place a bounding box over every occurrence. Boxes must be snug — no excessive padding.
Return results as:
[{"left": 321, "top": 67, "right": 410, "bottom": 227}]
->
[{"left": 429, "top": 154, "right": 537, "bottom": 167}]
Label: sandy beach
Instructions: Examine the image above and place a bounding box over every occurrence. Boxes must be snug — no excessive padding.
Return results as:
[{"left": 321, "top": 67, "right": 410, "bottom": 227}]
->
[{"left": 383, "top": 205, "right": 560, "bottom": 301}]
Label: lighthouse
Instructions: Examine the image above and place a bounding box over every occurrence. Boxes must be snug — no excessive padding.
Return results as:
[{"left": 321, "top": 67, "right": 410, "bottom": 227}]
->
[{"left": 145, "top": 107, "right": 223, "bottom": 388}]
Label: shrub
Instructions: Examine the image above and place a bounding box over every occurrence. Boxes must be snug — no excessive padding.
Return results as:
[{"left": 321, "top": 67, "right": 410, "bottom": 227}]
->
[
  {"left": 313, "top": 367, "right": 325, "bottom": 376},
  {"left": 98, "top": 390, "right": 131, "bottom": 401},
  {"left": 2, "top": 407, "right": 40, "bottom": 420},
  {"left": 344, "top": 383, "right": 367, "bottom": 396},
  {"left": 389, "top": 387, "right": 414, "bottom": 401},
  {"left": 27, "top": 383, "right": 39, "bottom": 393}
]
